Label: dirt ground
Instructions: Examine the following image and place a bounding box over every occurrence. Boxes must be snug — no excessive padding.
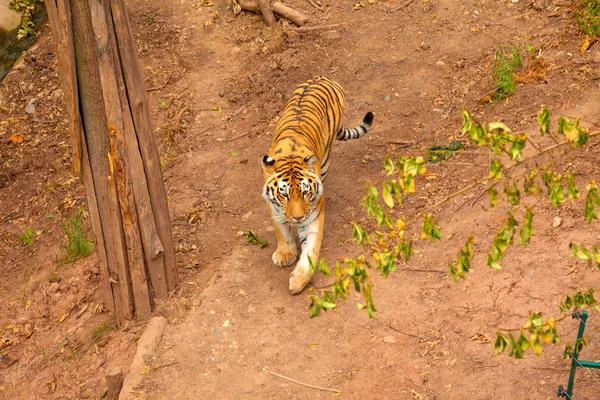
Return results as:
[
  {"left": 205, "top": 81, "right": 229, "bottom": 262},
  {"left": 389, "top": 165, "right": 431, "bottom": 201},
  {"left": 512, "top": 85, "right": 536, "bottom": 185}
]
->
[{"left": 2, "top": 0, "right": 600, "bottom": 399}]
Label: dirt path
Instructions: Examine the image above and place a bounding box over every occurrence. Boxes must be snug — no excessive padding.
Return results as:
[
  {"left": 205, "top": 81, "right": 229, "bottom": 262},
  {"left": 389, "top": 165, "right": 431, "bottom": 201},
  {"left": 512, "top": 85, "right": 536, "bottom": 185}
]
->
[
  {"left": 129, "top": 1, "right": 600, "bottom": 399},
  {"left": 2, "top": 0, "right": 600, "bottom": 399}
]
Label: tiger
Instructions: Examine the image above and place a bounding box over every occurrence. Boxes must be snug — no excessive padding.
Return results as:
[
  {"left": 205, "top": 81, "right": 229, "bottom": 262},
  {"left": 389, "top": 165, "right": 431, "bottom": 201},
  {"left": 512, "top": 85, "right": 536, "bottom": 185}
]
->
[{"left": 261, "top": 76, "right": 374, "bottom": 294}]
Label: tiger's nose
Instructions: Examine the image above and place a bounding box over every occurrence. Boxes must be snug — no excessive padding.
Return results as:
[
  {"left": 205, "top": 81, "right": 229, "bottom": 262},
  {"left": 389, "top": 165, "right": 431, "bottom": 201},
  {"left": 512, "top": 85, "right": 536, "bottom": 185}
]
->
[{"left": 291, "top": 216, "right": 303, "bottom": 222}]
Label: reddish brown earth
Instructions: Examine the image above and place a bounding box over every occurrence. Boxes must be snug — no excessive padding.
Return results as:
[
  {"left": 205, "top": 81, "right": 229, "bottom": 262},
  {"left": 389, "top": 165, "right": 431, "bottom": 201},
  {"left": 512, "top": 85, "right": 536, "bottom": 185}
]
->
[{"left": 2, "top": 0, "right": 600, "bottom": 399}]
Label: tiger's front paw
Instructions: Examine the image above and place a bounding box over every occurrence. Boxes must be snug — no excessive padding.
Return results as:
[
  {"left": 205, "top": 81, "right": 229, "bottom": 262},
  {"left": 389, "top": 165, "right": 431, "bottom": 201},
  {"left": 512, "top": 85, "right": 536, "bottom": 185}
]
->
[
  {"left": 289, "top": 263, "right": 313, "bottom": 295},
  {"left": 272, "top": 246, "right": 298, "bottom": 267}
]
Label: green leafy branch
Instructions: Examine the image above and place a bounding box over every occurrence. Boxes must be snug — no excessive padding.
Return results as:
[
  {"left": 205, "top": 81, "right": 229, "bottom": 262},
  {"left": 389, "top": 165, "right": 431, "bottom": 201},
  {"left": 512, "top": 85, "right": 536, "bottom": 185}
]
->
[
  {"left": 308, "top": 107, "right": 600, "bottom": 361},
  {"left": 9, "top": 0, "right": 43, "bottom": 39},
  {"left": 494, "top": 245, "right": 600, "bottom": 358},
  {"left": 494, "top": 313, "right": 560, "bottom": 358}
]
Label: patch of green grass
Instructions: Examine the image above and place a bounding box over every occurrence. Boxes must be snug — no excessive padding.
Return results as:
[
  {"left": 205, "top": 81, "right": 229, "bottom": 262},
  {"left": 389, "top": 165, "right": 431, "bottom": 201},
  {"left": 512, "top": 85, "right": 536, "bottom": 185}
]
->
[
  {"left": 576, "top": 0, "right": 600, "bottom": 37},
  {"left": 492, "top": 45, "right": 522, "bottom": 101},
  {"left": 49, "top": 273, "right": 61, "bottom": 283},
  {"left": 244, "top": 230, "right": 268, "bottom": 248},
  {"left": 62, "top": 213, "right": 93, "bottom": 263},
  {"left": 17, "top": 229, "right": 35, "bottom": 246},
  {"left": 93, "top": 322, "right": 109, "bottom": 339}
]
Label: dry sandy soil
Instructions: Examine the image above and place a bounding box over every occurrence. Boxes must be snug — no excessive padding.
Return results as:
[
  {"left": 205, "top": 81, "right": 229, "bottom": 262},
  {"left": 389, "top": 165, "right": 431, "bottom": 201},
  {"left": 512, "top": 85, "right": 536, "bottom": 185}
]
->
[{"left": 2, "top": 0, "right": 600, "bottom": 399}]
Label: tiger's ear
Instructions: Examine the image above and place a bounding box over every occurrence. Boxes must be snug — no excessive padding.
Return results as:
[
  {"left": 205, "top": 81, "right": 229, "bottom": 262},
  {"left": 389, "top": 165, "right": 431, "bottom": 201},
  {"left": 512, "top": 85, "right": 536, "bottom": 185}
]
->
[
  {"left": 304, "top": 155, "right": 317, "bottom": 172},
  {"left": 262, "top": 155, "right": 276, "bottom": 173}
]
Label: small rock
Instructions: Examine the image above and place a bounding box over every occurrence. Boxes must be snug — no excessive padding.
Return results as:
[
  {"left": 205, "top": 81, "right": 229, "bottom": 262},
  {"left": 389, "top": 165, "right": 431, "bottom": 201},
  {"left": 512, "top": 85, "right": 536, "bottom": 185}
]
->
[
  {"left": 242, "top": 211, "right": 252, "bottom": 222},
  {"left": 12, "top": 327, "right": 20, "bottom": 335},
  {"left": 213, "top": 329, "right": 221, "bottom": 335},
  {"left": 552, "top": 216, "right": 563, "bottom": 228},
  {"left": 420, "top": 41, "right": 430, "bottom": 50},
  {"left": 49, "top": 282, "right": 60, "bottom": 293},
  {"left": 222, "top": 320, "right": 230, "bottom": 327},
  {"left": 384, "top": 95, "right": 391, "bottom": 101},
  {"left": 25, "top": 98, "right": 36, "bottom": 114},
  {"left": 435, "top": 60, "right": 446, "bottom": 67},
  {"left": 218, "top": 88, "right": 225, "bottom": 97},
  {"left": 247, "top": 304, "right": 257, "bottom": 313},
  {"left": 383, "top": 335, "right": 396, "bottom": 344},
  {"left": 24, "top": 323, "right": 32, "bottom": 332},
  {"left": 231, "top": 47, "right": 241, "bottom": 55},
  {"left": 540, "top": 380, "right": 546, "bottom": 385}
]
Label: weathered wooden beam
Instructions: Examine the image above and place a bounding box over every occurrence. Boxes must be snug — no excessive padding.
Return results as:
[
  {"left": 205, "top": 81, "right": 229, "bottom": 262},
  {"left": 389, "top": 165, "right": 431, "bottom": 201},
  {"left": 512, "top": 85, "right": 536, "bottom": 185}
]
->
[
  {"left": 110, "top": 0, "right": 177, "bottom": 292},
  {"left": 88, "top": 0, "right": 152, "bottom": 318},
  {"left": 70, "top": 0, "right": 133, "bottom": 323}
]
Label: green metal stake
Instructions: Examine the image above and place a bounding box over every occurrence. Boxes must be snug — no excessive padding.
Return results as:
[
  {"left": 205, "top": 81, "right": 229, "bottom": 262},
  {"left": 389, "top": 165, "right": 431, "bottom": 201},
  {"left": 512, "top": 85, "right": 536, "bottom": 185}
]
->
[{"left": 557, "top": 309, "right": 600, "bottom": 399}]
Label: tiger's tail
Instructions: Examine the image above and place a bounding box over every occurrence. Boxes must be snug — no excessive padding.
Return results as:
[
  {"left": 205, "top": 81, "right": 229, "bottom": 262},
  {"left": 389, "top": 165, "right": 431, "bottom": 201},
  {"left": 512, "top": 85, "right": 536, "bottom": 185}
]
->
[{"left": 336, "top": 111, "right": 375, "bottom": 141}]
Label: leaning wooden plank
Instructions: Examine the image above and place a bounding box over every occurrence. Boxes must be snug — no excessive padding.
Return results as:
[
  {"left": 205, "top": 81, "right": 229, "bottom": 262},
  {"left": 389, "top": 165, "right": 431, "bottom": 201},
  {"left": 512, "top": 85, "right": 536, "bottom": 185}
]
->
[
  {"left": 46, "top": 0, "right": 118, "bottom": 320},
  {"left": 70, "top": 0, "right": 133, "bottom": 322},
  {"left": 88, "top": 0, "right": 152, "bottom": 318},
  {"left": 103, "top": 0, "right": 169, "bottom": 298},
  {"left": 110, "top": 0, "right": 178, "bottom": 291},
  {"left": 46, "top": 0, "right": 82, "bottom": 175}
]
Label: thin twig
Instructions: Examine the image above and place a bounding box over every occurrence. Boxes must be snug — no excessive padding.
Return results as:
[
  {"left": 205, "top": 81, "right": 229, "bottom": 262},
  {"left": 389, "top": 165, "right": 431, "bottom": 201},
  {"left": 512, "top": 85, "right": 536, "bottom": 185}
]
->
[
  {"left": 448, "top": 196, "right": 471, "bottom": 222},
  {"left": 409, "top": 130, "right": 600, "bottom": 224},
  {"left": 397, "top": 268, "right": 445, "bottom": 274},
  {"left": 189, "top": 125, "right": 214, "bottom": 136},
  {"left": 226, "top": 131, "right": 250, "bottom": 141},
  {"left": 307, "top": 0, "right": 325, "bottom": 12},
  {"left": 147, "top": 72, "right": 173, "bottom": 92},
  {"left": 389, "top": 0, "right": 415, "bottom": 12},
  {"left": 230, "top": 106, "right": 245, "bottom": 120},
  {"left": 309, "top": 282, "right": 334, "bottom": 290},
  {"left": 154, "top": 361, "right": 179, "bottom": 370},
  {"left": 296, "top": 23, "right": 344, "bottom": 32},
  {"left": 470, "top": 185, "right": 491, "bottom": 210},
  {"left": 265, "top": 369, "right": 341, "bottom": 394},
  {"left": 387, "top": 324, "right": 425, "bottom": 340},
  {"left": 526, "top": 137, "right": 542, "bottom": 153}
]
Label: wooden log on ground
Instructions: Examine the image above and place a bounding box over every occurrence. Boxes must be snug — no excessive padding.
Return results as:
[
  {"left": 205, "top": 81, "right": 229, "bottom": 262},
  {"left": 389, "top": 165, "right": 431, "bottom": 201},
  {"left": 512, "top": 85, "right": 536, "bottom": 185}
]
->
[
  {"left": 239, "top": 0, "right": 309, "bottom": 26},
  {"left": 272, "top": 2, "right": 308, "bottom": 26},
  {"left": 105, "top": 366, "right": 124, "bottom": 400},
  {"left": 256, "top": 0, "right": 277, "bottom": 26}
]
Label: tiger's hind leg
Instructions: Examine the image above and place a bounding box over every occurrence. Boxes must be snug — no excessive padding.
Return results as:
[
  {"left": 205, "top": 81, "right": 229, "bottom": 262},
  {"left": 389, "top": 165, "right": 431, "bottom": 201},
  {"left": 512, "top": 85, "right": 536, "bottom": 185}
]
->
[
  {"left": 289, "top": 203, "right": 324, "bottom": 295},
  {"left": 268, "top": 205, "right": 298, "bottom": 267}
]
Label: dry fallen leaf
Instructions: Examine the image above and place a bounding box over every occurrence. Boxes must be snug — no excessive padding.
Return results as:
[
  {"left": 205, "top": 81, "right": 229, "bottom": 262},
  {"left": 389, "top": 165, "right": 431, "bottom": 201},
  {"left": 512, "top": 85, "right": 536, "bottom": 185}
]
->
[
  {"left": 579, "top": 36, "right": 597, "bottom": 53},
  {"left": 8, "top": 133, "right": 23, "bottom": 145}
]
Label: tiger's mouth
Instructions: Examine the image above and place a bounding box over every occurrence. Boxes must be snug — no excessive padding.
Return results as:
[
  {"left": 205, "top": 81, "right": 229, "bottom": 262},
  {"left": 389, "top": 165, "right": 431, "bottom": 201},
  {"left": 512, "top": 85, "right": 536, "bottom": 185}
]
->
[{"left": 287, "top": 215, "right": 307, "bottom": 224}]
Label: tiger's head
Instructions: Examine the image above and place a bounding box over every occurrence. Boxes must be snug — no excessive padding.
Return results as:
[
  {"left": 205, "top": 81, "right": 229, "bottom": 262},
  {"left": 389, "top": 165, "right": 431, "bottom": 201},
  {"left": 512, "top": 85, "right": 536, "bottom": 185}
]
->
[{"left": 262, "top": 155, "right": 323, "bottom": 224}]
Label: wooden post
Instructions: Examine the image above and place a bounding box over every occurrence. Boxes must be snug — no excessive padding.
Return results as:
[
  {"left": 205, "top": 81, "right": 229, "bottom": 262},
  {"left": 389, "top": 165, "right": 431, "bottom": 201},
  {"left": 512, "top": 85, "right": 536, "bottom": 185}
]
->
[
  {"left": 45, "top": 0, "right": 177, "bottom": 324},
  {"left": 105, "top": 366, "right": 124, "bottom": 400}
]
